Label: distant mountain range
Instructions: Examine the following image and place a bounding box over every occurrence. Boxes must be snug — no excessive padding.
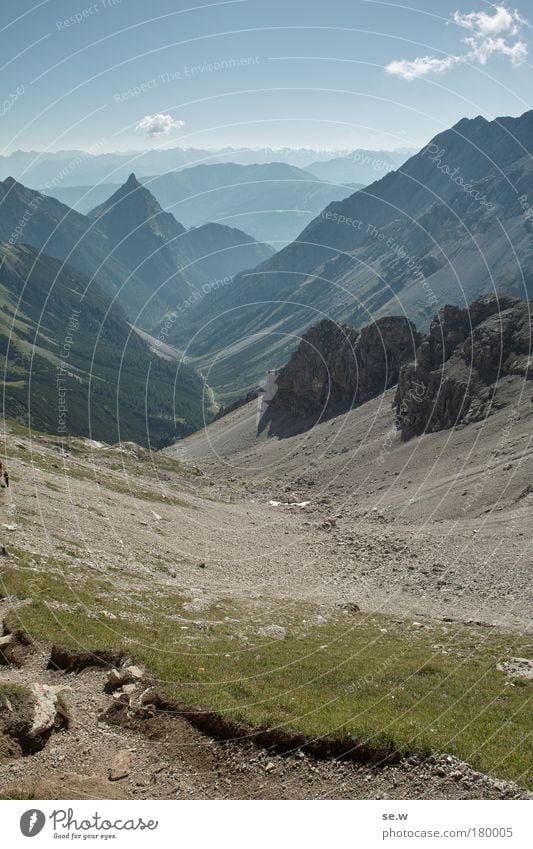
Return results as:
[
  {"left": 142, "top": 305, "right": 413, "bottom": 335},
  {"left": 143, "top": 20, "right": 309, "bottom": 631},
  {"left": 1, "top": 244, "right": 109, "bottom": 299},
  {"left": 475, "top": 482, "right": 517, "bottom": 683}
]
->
[
  {"left": 306, "top": 149, "right": 410, "bottom": 186},
  {"left": 0, "top": 145, "right": 414, "bottom": 188},
  {"left": 87, "top": 173, "right": 273, "bottom": 317},
  {"left": 45, "top": 162, "right": 362, "bottom": 247},
  {"left": 3, "top": 113, "right": 532, "bottom": 419},
  {"left": 3, "top": 147, "right": 414, "bottom": 248},
  {"left": 165, "top": 110, "right": 533, "bottom": 399},
  {"left": 140, "top": 163, "right": 363, "bottom": 247}
]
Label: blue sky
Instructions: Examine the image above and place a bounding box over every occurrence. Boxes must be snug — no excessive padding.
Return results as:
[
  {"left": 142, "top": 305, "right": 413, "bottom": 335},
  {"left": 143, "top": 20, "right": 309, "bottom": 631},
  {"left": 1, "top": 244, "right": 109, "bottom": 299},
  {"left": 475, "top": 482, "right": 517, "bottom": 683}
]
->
[{"left": 1, "top": 0, "right": 532, "bottom": 153}]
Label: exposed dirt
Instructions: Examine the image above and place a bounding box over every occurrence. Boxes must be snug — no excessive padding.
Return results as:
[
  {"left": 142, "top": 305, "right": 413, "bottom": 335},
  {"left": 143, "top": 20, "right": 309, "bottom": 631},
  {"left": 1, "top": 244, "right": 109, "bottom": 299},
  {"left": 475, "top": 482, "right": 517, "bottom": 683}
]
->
[
  {"left": 0, "top": 644, "right": 526, "bottom": 800},
  {"left": 0, "top": 687, "right": 34, "bottom": 762},
  {"left": 1, "top": 384, "right": 533, "bottom": 798},
  {"left": 2, "top": 383, "right": 532, "bottom": 631},
  {"left": 169, "top": 382, "right": 533, "bottom": 631}
]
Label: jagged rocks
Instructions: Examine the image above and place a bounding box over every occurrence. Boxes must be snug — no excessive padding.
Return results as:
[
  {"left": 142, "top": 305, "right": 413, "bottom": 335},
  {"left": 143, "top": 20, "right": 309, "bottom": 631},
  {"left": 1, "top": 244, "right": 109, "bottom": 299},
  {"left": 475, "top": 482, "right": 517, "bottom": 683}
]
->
[
  {"left": 395, "top": 295, "right": 533, "bottom": 439},
  {"left": 272, "top": 316, "right": 420, "bottom": 416},
  {"left": 270, "top": 294, "right": 532, "bottom": 437}
]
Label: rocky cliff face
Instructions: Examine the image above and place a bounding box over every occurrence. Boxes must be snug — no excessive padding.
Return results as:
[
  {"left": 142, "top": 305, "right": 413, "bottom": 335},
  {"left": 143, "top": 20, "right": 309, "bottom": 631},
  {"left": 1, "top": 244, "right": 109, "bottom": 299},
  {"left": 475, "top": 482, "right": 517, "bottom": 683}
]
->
[
  {"left": 395, "top": 294, "right": 533, "bottom": 439},
  {"left": 272, "top": 316, "right": 420, "bottom": 416}
]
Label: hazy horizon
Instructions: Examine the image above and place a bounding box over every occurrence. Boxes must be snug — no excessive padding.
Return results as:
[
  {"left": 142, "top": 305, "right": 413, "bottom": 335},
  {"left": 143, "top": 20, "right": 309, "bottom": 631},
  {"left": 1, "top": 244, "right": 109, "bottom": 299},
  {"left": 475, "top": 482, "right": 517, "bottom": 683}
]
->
[{"left": 2, "top": 1, "right": 531, "bottom": 155}]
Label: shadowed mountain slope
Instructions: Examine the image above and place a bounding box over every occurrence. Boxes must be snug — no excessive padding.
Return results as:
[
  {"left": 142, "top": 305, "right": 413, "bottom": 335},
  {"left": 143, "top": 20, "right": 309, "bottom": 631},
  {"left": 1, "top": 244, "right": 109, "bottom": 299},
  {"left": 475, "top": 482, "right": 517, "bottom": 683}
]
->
[
  {"left": 0, "top": 241, "right": 208, "bottom": 446},
  {"left": 166, "top": 110, "right": 533, "bottom": 400}
]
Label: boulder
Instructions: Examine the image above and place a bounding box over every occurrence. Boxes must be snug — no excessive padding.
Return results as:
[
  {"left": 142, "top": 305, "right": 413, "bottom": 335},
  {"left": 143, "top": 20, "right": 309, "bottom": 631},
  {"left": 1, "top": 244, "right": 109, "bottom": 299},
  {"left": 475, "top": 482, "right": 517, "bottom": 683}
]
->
[
  {"left": 257, "top": 625, "right": 287, "bottom": 640},
  {"left": 28, "top": 683, "right": 69, "bottom": 738},
  {"left": 108, "top": 750, "right": 133, "bottom": 781},
  {"left": 107, "top": 665, "right": 145, "bottom": 689}
]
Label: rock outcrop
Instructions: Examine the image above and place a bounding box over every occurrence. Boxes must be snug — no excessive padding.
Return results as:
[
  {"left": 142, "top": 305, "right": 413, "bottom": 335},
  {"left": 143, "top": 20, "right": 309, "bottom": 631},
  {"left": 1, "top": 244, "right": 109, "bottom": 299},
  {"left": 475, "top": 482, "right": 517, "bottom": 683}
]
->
[
  {"left": 395, "top": 294, "right": 533, "bottom": 439},
  {"left": 272, "top": 316, "right": 420, "bottom": 416}
]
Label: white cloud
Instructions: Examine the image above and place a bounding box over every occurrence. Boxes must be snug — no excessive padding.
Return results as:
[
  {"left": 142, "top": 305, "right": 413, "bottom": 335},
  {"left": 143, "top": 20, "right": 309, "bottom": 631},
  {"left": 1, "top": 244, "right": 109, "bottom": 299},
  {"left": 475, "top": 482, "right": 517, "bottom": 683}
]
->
[
  {"left": 386, "top": 4, "right": 528, "bottom": 81},
  {"left": 136, "top": 113, "right": 185, "bottom": 136},
  {"left": 465, "top": 34, "right": 528, "bottom": 64},
  {"left": 386, "top": 55, "right": 460, "bottom": 80},
  {"left": 453, "top": 5, "right": 524, "bottom": 36}
]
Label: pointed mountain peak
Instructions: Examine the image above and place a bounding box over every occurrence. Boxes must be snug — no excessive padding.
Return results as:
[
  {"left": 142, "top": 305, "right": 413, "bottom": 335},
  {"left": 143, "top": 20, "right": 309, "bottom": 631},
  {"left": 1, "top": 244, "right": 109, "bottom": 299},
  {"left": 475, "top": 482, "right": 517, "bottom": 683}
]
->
[
  {"left": 87, "top": 171, "right": 187, "bottom": 240},
  {"left": 89, "top": 173, "right": 163, "bottom": 219},
  {"left": 124, "top": 172, "right": 141, "bottom": 189}
]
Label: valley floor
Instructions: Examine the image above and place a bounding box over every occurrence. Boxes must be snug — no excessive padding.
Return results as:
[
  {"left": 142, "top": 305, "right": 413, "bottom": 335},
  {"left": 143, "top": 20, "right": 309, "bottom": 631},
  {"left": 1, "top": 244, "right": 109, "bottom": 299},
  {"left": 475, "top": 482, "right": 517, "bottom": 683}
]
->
[
  {"left": 169, "top": 382, "right": 533, "bottom": 632},
  {"left": 0, "top": 387, "right": 532, "bottom": 798}
]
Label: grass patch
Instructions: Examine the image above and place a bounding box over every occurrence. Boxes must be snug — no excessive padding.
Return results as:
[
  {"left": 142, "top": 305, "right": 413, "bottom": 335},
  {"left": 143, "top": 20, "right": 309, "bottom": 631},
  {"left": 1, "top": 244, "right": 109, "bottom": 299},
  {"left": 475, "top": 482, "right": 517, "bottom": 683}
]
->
[
  {"left": 1, "top": 548, "right": 532, "bottom": 787},
  {"left": 0, "top": 789, "right": 37, "bottom": 800},
  {"left": 0, "top": 431, "right": 195, "bottom": 507},
  {"left": 0, "top": 683, "right": 30, "bottom": 701}
]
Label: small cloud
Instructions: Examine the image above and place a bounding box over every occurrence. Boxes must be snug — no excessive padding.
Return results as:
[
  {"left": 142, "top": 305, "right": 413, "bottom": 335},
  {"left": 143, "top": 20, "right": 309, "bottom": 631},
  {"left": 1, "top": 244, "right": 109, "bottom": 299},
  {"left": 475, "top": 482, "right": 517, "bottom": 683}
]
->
[
  {"left": 386, "top": 4, "right": 528, "bottom": 81},
  {"left": 136, "top": 113, "right": 185, "bottom": 137},
  {"left": 386, "top": 55, "right": 460, "bottom": 81}
]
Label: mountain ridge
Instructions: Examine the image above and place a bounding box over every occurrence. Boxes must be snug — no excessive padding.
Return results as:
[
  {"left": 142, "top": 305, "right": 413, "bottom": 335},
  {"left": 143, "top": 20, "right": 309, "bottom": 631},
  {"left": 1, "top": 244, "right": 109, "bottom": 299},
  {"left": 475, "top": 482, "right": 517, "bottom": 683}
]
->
[
  {"left": 0, "top": 175, "right": 273, "bottom": 329},
  {"left": 167, "top": 109, "right": 533, "bottom": 399}
]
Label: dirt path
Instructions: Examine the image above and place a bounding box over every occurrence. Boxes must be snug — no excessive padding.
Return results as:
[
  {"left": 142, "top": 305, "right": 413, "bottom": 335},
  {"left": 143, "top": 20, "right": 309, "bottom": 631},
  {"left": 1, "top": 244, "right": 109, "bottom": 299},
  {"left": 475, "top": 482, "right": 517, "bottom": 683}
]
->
[{"left": 0, "top": 639, "right": 526, "bottom": 800}]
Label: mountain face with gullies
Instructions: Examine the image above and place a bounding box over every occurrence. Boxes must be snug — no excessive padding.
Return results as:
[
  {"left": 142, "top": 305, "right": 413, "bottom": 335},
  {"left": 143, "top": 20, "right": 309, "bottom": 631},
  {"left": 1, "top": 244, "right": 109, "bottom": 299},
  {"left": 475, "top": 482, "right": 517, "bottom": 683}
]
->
[
  {"left": 0, "top": 173, "right": 273, "bottom": 328},
  {"left": 0, "top": 175, "right": 141, "bottom": 304},
  {"left": 88, "top": 172, "right": 187, "bottom": 270},
  {"left": 88, "top": 173, "right": 274, "bottom": 316},
  {"left": 0, "top": 173, "right": 273, "bottom": 443},
  {"left": 0, "top": 241, "right": 208, "bottom": 446},
  {"left": 166, "top": 110, "right": 533, "bottom": 400},
  {"left": 87, "top": 173, "right": 195, "bottom": 318},
  {"left": 0, "top": 175, "right": 171, "bottom": 323}
]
